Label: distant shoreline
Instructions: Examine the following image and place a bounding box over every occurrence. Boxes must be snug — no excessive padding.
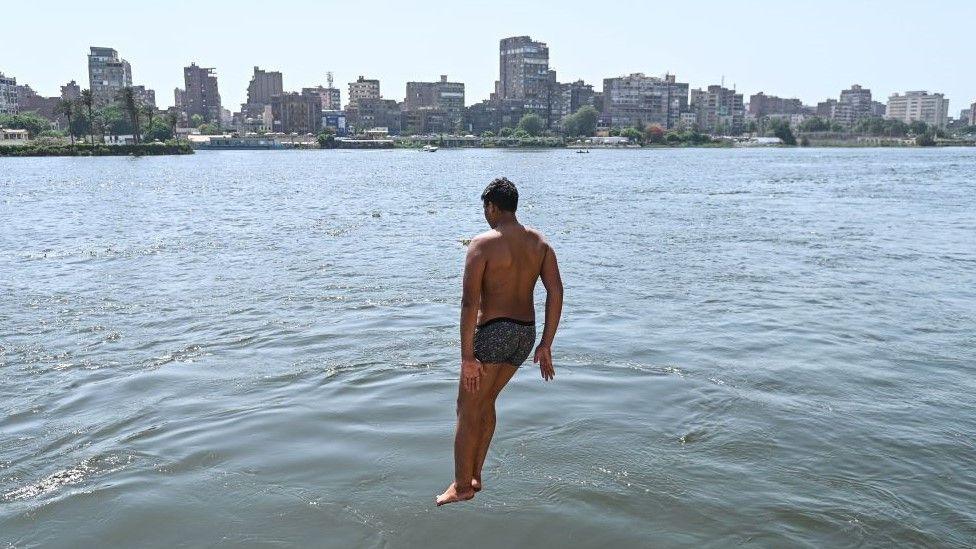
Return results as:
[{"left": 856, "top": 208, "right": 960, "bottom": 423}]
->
[
  {"left": 0, "top": 142, "right": 193, "bottom": 157},
  {"left": 3, "top": 141, "right": 973, "bottom": 157}
]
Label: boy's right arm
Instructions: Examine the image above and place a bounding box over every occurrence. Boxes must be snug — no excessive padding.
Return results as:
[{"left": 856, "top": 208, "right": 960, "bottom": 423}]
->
[{"left": 534, "top": 242, "right": 563, "bottom": 381}]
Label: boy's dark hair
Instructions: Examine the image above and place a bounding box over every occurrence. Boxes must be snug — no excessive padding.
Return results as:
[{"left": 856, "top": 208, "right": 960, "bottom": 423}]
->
[{"left": 481, "top": 177, "right": 519, "bottom": 212}]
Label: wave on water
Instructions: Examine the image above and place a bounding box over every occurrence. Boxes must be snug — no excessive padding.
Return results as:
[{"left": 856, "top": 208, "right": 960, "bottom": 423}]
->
[{"left": 3, "top": 453, "right": 134, "bottom": 502}]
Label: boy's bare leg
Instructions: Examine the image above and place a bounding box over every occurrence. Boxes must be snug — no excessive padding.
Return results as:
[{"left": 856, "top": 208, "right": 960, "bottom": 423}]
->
[
  {"left": 436, "top": 364, "right": 501, "bottom": 506},
  {"left": 472, "top": 362, "right": 518, "bottom": 491}
]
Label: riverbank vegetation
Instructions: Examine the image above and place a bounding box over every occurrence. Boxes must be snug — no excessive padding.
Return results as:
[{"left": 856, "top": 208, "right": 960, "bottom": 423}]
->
[
  {"left": 0, "top": 140, "right": 193, "bottom": 157},
  {"left": 791, "top": 116, "right": 974, "bottom": 147}
]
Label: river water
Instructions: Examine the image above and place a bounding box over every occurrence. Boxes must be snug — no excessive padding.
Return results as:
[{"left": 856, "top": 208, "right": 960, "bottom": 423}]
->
[{"left": 1, "top": 148, "right": 974, "bottom": 547}]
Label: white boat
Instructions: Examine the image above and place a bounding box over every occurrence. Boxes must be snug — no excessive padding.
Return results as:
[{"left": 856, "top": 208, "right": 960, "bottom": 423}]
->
[{"left": 422, "top": 145, "right": 439, "bottom": 152}]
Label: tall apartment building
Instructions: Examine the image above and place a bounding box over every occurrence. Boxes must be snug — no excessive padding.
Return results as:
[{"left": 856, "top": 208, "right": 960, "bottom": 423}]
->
[
  {"left": 61, "top": 80, "right": 81, "bottom": 101},
  {"left": 182, "top": 63, "right": 221, "bottom": 123},
  {"left": 870, "top": 101, "right": 887, "bottom": 118},
  {"left": 498, "top": 36, "right": 553, "bottom": 110},
  {"left": 591, "top": 91, "right": 604, "bottom": 114},
  {"left": 885, "top": 91, "right": 949, "bottom": 129},
  {"left": 546, "top": 79, "right": 597, "bottom": 125},
  {"left": 271, "top": 92, "right": 321, "bottom": 134},
  {"left": 748, "top": 92, "right": 804, "bottom": 116},
  {"left": 88, "top": 47, "right": 132, "bottom": 106},
  {"left": 564, "top": 80, "right": 595, "bottom": 115},
  {"left": 302, "top": 86, "right": 341, "bottom": 111},
  {"left": 345, "top": 97, "right": 400, "bottom": 133},
  {"left": 816, "top": 98, "right": 838, "bottom": 119},
  {"left": 348, "top": 76, "right": 381, "bottom": 108},
  {"left": 602, "top": 73, "right": 689, "bottom": 129},
  {"left": 970, "top": 101, "right": 976, "bottom": 126},
  {"left": 404, "top": 75, "right": 465, "bottom": 113},
  {"left": 0, "top": 73, "right": 18, "bottom": 114},
  {"left": 403, "top": 75, "right": 465, "bottom": 132},
  {"left": 833, "top": 84, "right": 873, "bottom": 127},
  {"left": 690, "top": 85, "right": 744, "bottom": 134},
  {"left": 242, "top": 67, "right": 283, "bottom": 117}
]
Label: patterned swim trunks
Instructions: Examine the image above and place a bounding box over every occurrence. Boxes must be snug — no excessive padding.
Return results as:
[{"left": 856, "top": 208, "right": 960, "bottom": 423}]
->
[{"left": 473, "top": 317, "right": 537, "bottom": 368}]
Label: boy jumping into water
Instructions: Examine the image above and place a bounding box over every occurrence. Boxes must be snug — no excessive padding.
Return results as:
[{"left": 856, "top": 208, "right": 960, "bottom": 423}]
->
[{"left": 436, "top": 177, "right": 564, "bottom": 506}]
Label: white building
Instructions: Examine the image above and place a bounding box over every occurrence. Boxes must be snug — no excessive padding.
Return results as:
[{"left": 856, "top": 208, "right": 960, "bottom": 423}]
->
[
  {"left": 885, "top": 91, "right": 949, "bottom": 129},
  {"left": 1, "top": 128, "right": 30, "bottom": 145}
]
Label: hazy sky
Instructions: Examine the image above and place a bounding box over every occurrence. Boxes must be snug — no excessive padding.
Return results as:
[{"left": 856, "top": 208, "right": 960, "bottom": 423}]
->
[{"left": 4, "top": 0, "right": 974, "bottom": 114}]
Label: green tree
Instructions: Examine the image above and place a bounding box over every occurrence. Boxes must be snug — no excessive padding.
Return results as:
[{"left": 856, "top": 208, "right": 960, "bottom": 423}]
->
[
  {"left": 98, "top": 104, "right": 132, "bottom": 140},
  {"left": 316, "top": 129, "right": 337, "bottom": 148},
  {"left": 198, "top": 123, "right": 221, "bottom": 135},
  {"left": 69, "top": 111, "right": 91, "bottom": 140},
  {"left": 118, "top": 87, "right": 142, "bottom": 143},
  {"left": 142, "top": 118, "right": 174, "bottom": 142},
  {"left": 884, "top": 119, "right": 908, "bottom": 137},
  {"left": 561, "top": 106, "right": 598, "bottom": 137},
  {"left": 915, "top": 131, "right": 936, "bottom": 146},
  {"left": 561, "top": 114, "right": 579, "bottom": 137},
  {"left": 141, "top": 104, "right": 156, "bottom": 138},
  {"left": 660, "top": 130, "right": 713, "bottom": 146},
  {"left": 769, "top": 118, "right": 797, "bottom": 145},
  {"left": 165, "top": 111, "right": 180, "bottom": 142},
  {"left": 854, "top": 117, "right": 883, "bottom": 136},
  {"left": 499, "top": 127, "right": 513, "bottom": 137},
  {"left": 620, "top": 126, "right": 643, "bottom": 143},
  {"left": 54, "top": 98, "right": 77, "bottom": 145},
  {"left": 799, "top": 117, "right": 830, "bottom": 132},
  {"left": 908, "top": 120, "right": 928, "bottom": 135},
  {"left": 480, "top": 130, "right": 495, "bottom": 138},
  {"left": 516, "top": 113, "right": 544, "bottom": 136},
  {"left": 190, "top": 114, "right": 204, "bottom": 127},
  {"left": 80, "top": 89, "right": 98, "bottom": 145},
  {"left": 0, "top": 112, "right": 51, "bottom": 138},
  {"left": 512, "top": 128, "right": 530, "bottom": 139},
  {"left": 577, "top": 107, "right": 599, "bottom": 136}
]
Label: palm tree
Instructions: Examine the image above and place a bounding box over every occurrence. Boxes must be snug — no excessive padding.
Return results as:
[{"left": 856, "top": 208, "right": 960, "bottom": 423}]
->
[
  {"left": 54, "top": 98, "right": 76, "bottom": 145},
  {"left": 166, "top": 111, "right": 180, "bottom": 142},
  {"left": 80, "top": 89, "right": 97, "bottom": 146},
  {"left": 142, "top": 104, "right": 155, "bottom": 130},
  {"left": 139, "top": 104, "right": 157, "bottom": 142},
  {"left": 118, "top": 87, "right": 141, "bottom": 144}
]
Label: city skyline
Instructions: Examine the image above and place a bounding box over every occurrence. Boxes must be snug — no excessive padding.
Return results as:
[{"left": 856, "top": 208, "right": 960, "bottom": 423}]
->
[{"left": 3, "top": 0, "right": 975, "bottom": 113}]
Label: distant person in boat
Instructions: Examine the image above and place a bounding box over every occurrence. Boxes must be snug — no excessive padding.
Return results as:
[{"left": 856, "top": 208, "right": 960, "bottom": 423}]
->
[{"left": 436, "top": 177, "right": 564, "bottom": 506}]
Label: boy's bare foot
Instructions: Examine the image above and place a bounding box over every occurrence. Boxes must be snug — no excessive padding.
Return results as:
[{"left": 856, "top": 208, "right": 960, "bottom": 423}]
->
[
  {"left": 472, "top": 477, "right": 482, "bottom": 492},
  {"left": 435, "top": 481, "right": 475, "bottom": 506}
]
